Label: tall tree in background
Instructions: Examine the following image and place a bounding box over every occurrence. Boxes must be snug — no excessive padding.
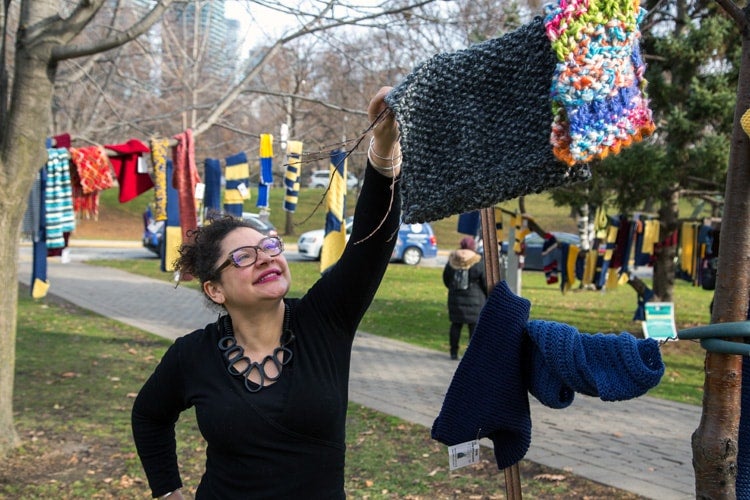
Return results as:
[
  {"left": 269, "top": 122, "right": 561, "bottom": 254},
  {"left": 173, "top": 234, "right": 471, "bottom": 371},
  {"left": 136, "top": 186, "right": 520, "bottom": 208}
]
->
[
  {"left": 0, "top": 0, "right": 177, "bottom": 459},
  {"left": 548, "top": 0, "right": 738, "bottom": 302},
  {"left": 630, "top": 0, "right": 737, "bottom": 301}
]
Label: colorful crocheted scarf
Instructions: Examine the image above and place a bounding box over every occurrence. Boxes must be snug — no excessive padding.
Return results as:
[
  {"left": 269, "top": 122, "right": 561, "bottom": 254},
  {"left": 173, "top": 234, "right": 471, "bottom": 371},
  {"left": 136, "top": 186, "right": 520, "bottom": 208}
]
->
[
  {"left": 544, "top": 0, "right": 655, "bottom": 165},
  {"left": 69, "top": 145, "right": 114, "bottom": 218}
]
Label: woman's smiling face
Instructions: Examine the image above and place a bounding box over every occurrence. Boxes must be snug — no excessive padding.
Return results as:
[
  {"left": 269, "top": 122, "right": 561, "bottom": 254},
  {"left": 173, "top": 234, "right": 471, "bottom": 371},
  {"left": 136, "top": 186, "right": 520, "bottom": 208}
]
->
[{"left": 211, "top": 227, "right": 291, "bottom": 308}]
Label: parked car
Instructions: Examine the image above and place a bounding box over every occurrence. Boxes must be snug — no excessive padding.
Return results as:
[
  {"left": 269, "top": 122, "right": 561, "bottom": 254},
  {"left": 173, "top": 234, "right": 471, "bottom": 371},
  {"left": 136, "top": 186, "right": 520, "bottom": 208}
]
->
[
  {"left": 297, "top": 218, "right": 438, "bottom": 266},
  {"left": 307, "top": 170, "right": 360, "bottom": 190},
  {"left": 297, "top": 217, "right": 353, "bottom": 260},
  {"left": 142, "top": 207, "right": 277, "bottom": 258},
  {"left": 496, "top": 231, "right": 581, "bottom": 271},
  {"left": 391, "top": 222, "right": 438, "bottom": 265}
]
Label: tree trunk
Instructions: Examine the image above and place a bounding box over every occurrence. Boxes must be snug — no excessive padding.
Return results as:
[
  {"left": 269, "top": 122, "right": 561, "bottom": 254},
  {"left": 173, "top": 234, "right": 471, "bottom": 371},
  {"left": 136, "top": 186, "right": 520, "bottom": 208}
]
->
[
  {"left": 691, "top": 19, "right": 750, "bottom": 498},
  {"left": 0, "top": 215, "right": 23, "bottom": 456},
  {"left": 0, "top": 0, "right": 58, "bottom": 457},
  {"left": 285, "top": 211, "right": 296, "bottom": 237}
]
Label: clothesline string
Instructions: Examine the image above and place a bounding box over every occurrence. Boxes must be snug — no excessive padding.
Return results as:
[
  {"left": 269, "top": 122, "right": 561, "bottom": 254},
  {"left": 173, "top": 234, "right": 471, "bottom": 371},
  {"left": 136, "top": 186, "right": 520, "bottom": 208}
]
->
[{"left": 52, "top": 135, "right": 367, "bottom": 169}]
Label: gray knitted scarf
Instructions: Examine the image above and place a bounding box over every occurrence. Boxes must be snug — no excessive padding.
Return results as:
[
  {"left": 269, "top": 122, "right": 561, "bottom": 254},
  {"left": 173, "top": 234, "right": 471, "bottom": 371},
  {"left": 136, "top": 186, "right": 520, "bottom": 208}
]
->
[{"left": 385, "top": 18, "right": 591, "bottom": 223}]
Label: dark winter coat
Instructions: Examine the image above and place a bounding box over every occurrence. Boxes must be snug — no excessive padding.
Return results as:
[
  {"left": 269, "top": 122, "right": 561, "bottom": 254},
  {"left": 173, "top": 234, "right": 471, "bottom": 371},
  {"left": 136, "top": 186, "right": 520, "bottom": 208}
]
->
[{"left": 443, "top": 249, "right": 487, "bottom": 324}]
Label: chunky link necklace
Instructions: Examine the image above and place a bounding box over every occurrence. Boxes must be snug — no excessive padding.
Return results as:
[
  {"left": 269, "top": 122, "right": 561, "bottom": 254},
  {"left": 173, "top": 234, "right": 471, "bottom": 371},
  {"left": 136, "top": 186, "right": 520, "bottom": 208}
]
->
[{"left": 217, "top": 306, "right": 295, "bottom": 393}]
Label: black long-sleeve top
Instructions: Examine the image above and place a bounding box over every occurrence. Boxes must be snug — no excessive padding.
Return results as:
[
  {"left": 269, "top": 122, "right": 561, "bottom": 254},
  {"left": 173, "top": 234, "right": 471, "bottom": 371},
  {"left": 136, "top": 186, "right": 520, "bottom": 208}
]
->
[{"left": 132, "top": 164, "right": 401, "bottom": 498}]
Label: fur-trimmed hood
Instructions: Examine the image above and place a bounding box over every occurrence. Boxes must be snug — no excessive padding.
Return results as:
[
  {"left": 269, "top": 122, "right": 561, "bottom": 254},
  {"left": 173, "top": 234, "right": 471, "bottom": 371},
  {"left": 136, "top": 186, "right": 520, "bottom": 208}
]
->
[{"left": 448, "top": 249, "right": 481, "bottom": 270}]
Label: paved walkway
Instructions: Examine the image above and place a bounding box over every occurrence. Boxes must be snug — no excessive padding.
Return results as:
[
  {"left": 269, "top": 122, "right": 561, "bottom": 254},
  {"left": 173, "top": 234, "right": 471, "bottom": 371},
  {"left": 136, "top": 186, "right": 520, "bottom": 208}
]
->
[{"left": 16, "top": 244, "right": 700, "bottom": 499}]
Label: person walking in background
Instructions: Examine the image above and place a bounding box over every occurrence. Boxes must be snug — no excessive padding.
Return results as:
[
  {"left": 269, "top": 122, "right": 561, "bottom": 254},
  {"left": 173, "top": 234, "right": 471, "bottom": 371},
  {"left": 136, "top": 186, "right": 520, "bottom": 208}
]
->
[{"left": 442, "top": 237, "right": 487, "bottom": 360}]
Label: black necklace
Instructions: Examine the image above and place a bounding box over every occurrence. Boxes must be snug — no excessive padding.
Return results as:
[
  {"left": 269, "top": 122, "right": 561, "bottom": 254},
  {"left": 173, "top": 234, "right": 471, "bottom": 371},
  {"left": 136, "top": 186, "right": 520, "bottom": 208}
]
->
[{"left": 217, "top": 305, "right": 295, "bottom": 393}]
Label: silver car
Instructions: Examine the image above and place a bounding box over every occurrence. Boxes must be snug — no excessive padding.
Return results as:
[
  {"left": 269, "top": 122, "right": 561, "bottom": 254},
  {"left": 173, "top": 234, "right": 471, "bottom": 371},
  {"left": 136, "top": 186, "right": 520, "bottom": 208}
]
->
[
  {"left": 297, "top": 217, "right": 353, "bottom": 260},
  {"left": 307, "top": 170, "right": 360, "bottom": 190}
]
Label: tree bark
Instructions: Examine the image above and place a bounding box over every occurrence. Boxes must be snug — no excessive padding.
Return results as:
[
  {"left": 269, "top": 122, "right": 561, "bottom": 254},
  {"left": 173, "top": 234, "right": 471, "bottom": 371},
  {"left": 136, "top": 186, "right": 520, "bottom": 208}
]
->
[
  {"left": 0, "top": 0, "right": 59, "bottom": 457},
  {"left": 0, "top": 0, "right": 173, "bottom": 459},
  {"left": 691, "top": 7, "right": 750, "bottom": 497},
  {"left": 654, "top": 186, "right": 679, "bottom": 302}
]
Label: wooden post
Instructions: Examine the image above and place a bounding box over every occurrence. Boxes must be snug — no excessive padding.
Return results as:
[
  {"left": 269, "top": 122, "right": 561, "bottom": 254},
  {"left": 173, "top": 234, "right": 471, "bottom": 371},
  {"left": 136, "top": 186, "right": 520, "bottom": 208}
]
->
[{"left": 480, "top": 206, "right": 523, "bottom": 499}]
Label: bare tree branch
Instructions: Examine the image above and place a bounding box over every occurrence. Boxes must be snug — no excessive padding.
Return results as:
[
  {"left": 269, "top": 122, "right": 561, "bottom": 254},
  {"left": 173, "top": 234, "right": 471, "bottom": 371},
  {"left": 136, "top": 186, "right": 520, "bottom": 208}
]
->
[
  {"left": 243, "top": 88, "right": 368, "bottom": 116},
  {"left": 694, "top": 194, "right": 726, "bottom": 206},
  {"left": 46, "top": 0, "right": 105, "bottom": 42},
  {"left": 685, "top": 175, "right": 724, "bottom": 189},
  {"left": 713, "top": 0, "right": 748, "bottom": 32},
  {"left": 192, "top": 0, "right": 338, "bottom": 135},
  {"left": 192, "top": 0, "right": 440, "bottom": 136},
  {"left": 213, "top": 121, "right": 263, "bottom": 139},
  {"left": 679, "top": 189, "right": 724, "bottom": 197},
  {"left": 52, "top": 0, "right": 176, "bottom": 61}
]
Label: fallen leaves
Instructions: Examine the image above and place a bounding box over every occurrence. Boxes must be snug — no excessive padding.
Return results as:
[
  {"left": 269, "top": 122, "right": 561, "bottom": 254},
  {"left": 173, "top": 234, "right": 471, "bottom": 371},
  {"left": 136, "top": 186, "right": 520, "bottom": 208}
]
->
[{"left": 533, "top": 473, "right": 567, "bottom": 482}]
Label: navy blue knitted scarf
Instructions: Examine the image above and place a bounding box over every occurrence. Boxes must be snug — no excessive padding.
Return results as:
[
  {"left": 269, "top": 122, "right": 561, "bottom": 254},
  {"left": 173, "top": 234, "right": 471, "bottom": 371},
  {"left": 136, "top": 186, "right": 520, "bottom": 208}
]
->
[
  {"left": 432, "top": 281, "right": 532, "bottom": 469},
  {"left": 526, "top": 320, "right": 664, "bottom": 409},
  {"left": 433, "top": 281, "right": 665, "bottom": 469}
]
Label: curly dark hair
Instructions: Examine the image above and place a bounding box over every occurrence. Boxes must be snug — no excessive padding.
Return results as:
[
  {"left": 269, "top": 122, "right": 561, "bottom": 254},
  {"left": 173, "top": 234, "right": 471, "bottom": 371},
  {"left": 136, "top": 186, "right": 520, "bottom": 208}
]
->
[{"left": 173, "top": 215, "right": 259, "bottom": 298}]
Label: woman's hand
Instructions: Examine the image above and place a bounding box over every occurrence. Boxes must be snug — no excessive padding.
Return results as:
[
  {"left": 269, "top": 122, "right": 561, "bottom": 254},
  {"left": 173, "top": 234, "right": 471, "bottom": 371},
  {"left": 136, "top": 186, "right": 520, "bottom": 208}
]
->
[{"left": 367, "top": 86, "right": 401, "bottom": 178}]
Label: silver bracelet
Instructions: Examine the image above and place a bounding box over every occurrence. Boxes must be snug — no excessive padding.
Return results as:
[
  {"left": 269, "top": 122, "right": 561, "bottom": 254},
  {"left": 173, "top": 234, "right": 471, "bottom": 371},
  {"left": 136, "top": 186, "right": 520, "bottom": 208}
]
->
[
  {"left": 368, "top": 137, "right": 402, "bottom": 172},
  {"left": 367, "top": 149, "right": 402, "bottom": 174},
  {"left": 161, "top": 490, "right": 176, "bottom": 499},
  {"left": 368, "top": 136, "right": 402, "bottom": 162}
]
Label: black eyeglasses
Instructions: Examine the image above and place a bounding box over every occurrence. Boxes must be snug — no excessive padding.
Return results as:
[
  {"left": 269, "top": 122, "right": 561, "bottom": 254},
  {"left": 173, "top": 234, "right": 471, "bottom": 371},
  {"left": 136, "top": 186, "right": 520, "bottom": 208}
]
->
[{"left": 216, "top": 237, "right": 284, "bottom": 273}]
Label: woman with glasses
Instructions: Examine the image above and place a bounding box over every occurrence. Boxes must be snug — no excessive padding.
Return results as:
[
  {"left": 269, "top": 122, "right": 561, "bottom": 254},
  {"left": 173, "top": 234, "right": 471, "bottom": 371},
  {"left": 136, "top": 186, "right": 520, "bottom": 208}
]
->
[{"left": 131, "top": 87, "right": 402, "bottom": 500}]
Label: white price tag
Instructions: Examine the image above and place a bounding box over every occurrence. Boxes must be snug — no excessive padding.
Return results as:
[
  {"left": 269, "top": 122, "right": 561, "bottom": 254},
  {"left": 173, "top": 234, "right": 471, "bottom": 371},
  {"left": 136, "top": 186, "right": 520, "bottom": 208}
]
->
[
  {"left": 137, "top": 156, "right": 148, "bottom": 174},
  {"left": 237, "top": 182, "right": 250, "bottom": 199},
  {"left": 194, "top": 182, "right": 205, "bottom": 200},
  {"left": 448, "top": 440, "right": 480, "bottom": 470}
]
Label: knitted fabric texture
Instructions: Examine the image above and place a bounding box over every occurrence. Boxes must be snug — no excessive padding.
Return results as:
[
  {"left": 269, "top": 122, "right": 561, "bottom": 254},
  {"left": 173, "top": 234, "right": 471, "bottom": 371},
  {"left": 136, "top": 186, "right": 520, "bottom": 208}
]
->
[
  {"left": 149, "top": 138, "right": 170, "bottom": 221},
  {"left": 432, "top": 281, "right": 532, "bottom": 469},
  {"left": 740, "top": 354, "right": 750, "bottom": 498},
  {"left": 203, "top": 158, "right": 222, "bottom": 216},
  {"left": 44, "top": 148, "right": 75, "bottom": 249},
  {"left": 68, "top": 145, "right": 114, "bottom": 218},
  {"left": 544, "top": 0, "right": 655, "bottom": 165},
  {"left": 28, "top": 168, "right": 48, "bottom": 298},
  {"left": 106, "top": 139, "right": 153, "bottom": 203},
  {"left": 385, "top": 18, "right": 591, "bottom": 223},
  {"left": 736, "top": 305, "right": 750, "bottom": 496},
  {"left": 52, "top": 133, "right": 71, "bottom": 148},
  {"left": 224, "top": 151, "right": 250, "bottom": 217},
  {"left": 284, "top": 141, "right": 303, "bottom": 213},
  {"left": 526, "top": 320, "right": 664, "bottom": 408},
  {"left": 742, "top": 108, "right": 750, "bottom": 139},
  {"left": 258, "top": 134, "right": 274, "bottom": 208},
  {"left": 259, "top": 133, "right": 274, "bottom": 185},
  {"left": 172, "top": 129, "right": 200, "bottom": 243}
]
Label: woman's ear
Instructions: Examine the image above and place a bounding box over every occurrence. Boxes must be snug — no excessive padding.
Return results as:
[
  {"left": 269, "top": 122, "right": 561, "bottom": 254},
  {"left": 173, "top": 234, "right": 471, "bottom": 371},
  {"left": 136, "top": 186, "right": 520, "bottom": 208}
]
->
[{"left": 204, "top": 280, "right": 225, "bottom": 305}]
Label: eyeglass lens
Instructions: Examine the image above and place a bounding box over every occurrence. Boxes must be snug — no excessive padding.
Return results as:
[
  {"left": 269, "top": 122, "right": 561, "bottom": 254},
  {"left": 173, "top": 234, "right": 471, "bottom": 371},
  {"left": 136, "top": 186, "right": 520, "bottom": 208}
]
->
[{"left": 231, "top": 238, "right": 283, "bottom": 267}]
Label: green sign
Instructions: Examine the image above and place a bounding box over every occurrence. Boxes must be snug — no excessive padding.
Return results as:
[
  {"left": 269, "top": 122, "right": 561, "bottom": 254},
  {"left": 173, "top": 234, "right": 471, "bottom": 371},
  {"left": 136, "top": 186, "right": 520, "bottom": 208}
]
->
[{"left": 642, "top": 302, "right": 677, "bottom": 340}]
